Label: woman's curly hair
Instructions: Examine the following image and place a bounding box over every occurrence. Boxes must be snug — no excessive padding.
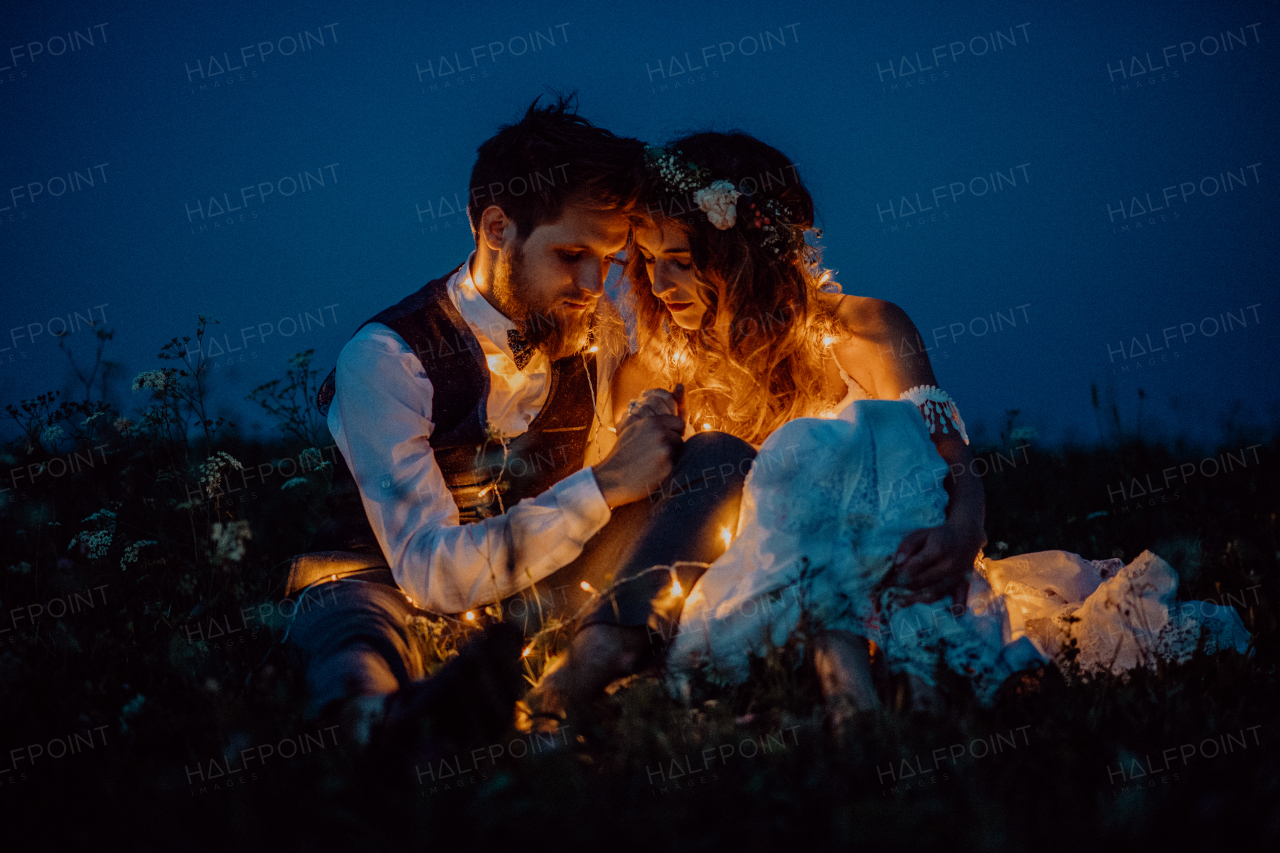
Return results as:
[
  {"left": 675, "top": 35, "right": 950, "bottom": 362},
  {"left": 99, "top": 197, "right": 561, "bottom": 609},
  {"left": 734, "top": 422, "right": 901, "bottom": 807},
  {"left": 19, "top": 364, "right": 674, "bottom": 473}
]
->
[{"left": 625, "top": 131, "right": 843, "bottom": 445}]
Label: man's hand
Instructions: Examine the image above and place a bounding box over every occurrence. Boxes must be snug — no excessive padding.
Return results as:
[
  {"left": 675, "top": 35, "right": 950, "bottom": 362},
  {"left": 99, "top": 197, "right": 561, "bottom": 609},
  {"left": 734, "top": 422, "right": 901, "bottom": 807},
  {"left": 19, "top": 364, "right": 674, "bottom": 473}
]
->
[
  {"left": 592, "top": 384, "right": 686, "bottom": 508},
  {"left": 878, "top": 521, "right": 986, "bottom": 606}
]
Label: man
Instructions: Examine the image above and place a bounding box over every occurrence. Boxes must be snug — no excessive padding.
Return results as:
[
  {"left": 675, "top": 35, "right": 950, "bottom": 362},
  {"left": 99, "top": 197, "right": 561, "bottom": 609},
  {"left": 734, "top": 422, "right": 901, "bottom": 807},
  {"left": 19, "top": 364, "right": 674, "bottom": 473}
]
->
[{"left": 286, "top": 96, "right": 754, "bottom": 749}]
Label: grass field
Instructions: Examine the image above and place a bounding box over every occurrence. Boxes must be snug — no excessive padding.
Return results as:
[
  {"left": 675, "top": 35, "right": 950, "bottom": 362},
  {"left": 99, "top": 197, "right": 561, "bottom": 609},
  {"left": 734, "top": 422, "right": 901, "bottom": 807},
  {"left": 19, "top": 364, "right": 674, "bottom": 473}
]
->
[{"left": 1, "top": 333, "right": 1276, "bottom": 848}]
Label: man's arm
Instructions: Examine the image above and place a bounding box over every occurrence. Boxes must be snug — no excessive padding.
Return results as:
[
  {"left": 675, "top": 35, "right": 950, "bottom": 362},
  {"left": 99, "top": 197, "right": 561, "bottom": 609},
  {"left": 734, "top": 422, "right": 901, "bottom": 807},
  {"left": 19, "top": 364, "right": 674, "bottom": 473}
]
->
[{"left": 332, "top": 324, "right": 613, "bottom": 614}]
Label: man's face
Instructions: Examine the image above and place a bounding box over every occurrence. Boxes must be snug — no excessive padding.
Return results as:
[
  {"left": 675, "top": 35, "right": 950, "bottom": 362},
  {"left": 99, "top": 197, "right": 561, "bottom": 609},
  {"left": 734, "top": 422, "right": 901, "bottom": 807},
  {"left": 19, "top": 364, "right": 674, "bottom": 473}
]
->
[{"left": 490, "top": 204, "right": 630, "bottom": 360}]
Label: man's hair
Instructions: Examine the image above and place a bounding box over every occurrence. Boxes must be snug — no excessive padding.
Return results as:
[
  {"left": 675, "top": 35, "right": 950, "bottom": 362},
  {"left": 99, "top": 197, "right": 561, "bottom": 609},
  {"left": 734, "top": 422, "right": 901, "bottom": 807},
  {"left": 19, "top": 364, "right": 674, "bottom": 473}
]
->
[{"left": 467, "top": 93, "right": 644, "bottom": 240}]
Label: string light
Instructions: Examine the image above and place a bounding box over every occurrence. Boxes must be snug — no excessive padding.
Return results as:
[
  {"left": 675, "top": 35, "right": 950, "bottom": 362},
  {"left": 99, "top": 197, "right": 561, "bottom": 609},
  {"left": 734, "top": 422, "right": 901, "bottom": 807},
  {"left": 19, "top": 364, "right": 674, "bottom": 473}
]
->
[
  {"left": 522, "top": 645, "right": 534, "bottom": 657},
  {"left": 702, "top": 422, "right": 712, "bottom": 431},
  {"left": 580, "top": 581, "right": 596, "bottom": 594},
  {"left": 465, "top": 611, "right": 475, "bottom": 621},
  {"left": 669, "top": 569, "right": 683, "bottom": 597},
  {"left": 587, "top": 344, "right": 599, "bottom": 353},
  {"left": 822, "top": 335, "right": 835, "bottom": 347},
  {"left": 720, "top": 526, "right": 732, "bottom": 549}
]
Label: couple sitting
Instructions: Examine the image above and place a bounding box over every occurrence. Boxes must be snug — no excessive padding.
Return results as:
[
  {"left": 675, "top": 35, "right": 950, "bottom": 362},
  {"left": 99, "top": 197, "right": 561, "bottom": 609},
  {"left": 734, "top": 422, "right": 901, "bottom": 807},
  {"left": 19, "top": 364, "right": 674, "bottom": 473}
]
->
[{"left": 286, "top": 96, "right": 1250, "bottom": 752}]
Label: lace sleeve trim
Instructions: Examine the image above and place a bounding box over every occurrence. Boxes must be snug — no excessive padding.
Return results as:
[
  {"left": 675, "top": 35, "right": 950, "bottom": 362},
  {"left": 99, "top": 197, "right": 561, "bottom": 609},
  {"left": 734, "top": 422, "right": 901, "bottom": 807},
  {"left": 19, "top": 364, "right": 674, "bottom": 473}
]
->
[{"left": 899, "top": 385, "right": 969, "bottom": 445}]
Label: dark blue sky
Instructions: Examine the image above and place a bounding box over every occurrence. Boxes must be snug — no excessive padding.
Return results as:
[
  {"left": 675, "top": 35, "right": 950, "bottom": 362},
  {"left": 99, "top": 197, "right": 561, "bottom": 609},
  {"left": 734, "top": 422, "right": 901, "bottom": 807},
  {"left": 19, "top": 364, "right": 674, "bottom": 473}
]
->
[{"left": 2, "top": 0, "right": 1276, "bottom": 447}]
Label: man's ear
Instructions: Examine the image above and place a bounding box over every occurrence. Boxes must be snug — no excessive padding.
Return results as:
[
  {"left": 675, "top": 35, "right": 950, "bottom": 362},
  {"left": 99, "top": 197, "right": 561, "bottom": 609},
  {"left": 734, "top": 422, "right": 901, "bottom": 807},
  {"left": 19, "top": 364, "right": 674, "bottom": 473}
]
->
[{"left": 477, "top": 205, "right": 517, "bottom": 251}]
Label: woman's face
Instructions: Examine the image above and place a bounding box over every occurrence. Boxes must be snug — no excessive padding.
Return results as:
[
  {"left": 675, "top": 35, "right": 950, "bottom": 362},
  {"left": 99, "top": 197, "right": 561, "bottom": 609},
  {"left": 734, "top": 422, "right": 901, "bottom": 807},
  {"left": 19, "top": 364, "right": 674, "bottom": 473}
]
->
[{"left": 634, "top": 224, "right": 709, "bottom": 330}]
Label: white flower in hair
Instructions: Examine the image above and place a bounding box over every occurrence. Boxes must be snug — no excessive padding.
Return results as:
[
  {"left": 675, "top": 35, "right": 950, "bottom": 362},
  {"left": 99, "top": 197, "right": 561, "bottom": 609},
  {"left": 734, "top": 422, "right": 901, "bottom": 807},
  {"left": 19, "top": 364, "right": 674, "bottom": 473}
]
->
[{"left": 694, "top": 180, "right": 741, "bottom": 230}]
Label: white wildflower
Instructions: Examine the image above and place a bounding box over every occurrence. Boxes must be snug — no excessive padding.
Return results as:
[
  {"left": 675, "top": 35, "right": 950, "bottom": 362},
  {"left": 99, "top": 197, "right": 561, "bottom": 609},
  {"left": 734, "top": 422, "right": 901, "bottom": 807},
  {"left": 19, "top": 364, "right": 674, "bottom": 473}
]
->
[
  {"left": 210, "top": 520, "right": 251, "bottom": 563},
  {"left": 69, "top": 509, "right": 117, "bottom": 560},
  {"left": 200, "top": 451, "right": 244, "bottom": 497},
  {"left": 131, "top": 370, "right": 169, "bottom": 393},
  {"left": 120, "top": 539, "right": 158, "bottom": 571},
  {"left": 281, "top": 477, "right": 308, "bottom": 490}
]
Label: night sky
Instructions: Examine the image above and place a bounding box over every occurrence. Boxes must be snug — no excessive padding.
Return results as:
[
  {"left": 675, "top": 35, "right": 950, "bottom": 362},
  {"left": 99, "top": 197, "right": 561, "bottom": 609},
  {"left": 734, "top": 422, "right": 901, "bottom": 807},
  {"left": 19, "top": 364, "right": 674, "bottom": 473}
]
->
[{"left": 3, "top": 0, "right": 1276, "bottom": 447}]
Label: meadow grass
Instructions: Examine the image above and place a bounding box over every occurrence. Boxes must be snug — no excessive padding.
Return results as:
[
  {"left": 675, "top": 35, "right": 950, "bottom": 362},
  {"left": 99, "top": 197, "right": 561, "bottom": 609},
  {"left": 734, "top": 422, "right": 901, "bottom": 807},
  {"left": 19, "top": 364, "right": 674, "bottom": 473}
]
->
[{"left": 0, "top": 332, "right": 1276, "bottom": 847}]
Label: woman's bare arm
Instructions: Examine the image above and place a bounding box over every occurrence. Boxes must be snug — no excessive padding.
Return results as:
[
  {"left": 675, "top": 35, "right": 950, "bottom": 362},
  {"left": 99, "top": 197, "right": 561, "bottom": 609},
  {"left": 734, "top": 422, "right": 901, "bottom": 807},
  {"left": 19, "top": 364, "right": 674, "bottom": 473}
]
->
[{"left": 830, "top": 296, "right": 986, "bottom": 603}]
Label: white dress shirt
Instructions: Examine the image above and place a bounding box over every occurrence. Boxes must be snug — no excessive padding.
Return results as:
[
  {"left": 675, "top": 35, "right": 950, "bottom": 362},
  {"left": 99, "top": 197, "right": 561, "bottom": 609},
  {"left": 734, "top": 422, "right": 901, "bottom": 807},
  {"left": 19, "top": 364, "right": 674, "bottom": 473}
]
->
[{"left": 327, "top": 257, "right": 621, "bottom": 614}]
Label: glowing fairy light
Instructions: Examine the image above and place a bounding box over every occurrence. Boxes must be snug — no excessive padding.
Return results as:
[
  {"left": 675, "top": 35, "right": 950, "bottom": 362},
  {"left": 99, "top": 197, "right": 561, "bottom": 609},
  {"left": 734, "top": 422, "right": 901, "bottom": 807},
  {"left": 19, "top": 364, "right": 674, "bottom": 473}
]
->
[
  {"left": 486, "top": 354, "right": 504, "bottom": 371},
  {"left": 822, "top": 335, "right": 835, "bottom": 347},
  {"left": 580, "top": 581, "right": 596, "bottom": 594},
  {"left": 702, "top": 422, "right": 712, "bottom": 431},
  {"left": 817, "top": 270, "right": 831, "bottom": 286},
  {"left": 720, "top": 526, "right": 732, "bottom": 549},
  {"left": 465, "top": 611, "right": 475, "bottom": 621},
  {"left": 522, "top": 645, "right": 534, "bottom": 657},
  {"left": 587, "top": 344, "right": 599, "bottom": 353},
  {"left": 669, "top": 569, "right": 684, "bottom": 597}
]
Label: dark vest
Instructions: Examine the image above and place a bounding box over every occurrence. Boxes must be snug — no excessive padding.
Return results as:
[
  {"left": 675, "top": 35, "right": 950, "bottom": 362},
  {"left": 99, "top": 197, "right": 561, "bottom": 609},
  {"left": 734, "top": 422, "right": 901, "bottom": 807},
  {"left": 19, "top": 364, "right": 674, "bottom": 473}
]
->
[{"left": 309, "top": 267, "right": 599, "bottom": 555}]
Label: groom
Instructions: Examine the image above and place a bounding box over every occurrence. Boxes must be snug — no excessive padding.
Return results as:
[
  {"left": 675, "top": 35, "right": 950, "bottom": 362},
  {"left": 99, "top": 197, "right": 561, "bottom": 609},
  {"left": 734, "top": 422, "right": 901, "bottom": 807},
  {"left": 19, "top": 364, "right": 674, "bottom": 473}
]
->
[{"left": 286, "top": 96, "right": 755, "bottom": 747}]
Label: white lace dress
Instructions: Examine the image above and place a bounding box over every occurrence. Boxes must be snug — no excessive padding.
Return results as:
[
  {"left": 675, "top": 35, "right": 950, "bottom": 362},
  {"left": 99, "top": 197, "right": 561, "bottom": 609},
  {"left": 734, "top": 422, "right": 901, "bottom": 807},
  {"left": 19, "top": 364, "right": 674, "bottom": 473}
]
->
[{"left": 666, "top": 382, "right": 1252, "bottom": 703}]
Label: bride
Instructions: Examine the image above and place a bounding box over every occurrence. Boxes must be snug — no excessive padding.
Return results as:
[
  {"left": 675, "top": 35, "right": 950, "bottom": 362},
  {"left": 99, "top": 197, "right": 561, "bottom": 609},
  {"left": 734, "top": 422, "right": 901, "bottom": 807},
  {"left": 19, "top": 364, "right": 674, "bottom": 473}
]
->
[{"left": 610, "top": 132, "right": 1251, "bottom": 713}]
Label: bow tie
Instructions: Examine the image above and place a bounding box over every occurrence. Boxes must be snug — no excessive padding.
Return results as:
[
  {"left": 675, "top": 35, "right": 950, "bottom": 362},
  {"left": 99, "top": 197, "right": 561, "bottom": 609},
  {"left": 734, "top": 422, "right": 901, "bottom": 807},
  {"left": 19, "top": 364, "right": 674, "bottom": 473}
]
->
[{"left": 506, "top": 329, "right": 535, "bottom": 370}]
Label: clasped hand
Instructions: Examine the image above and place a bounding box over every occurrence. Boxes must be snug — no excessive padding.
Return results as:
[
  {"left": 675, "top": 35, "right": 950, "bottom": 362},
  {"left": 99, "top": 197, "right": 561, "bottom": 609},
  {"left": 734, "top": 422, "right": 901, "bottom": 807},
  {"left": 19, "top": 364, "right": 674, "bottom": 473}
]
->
[
  {"left": 591, "top": 384, "right": 686, "bottom": 509},
  {"left": 878, "top": 521, "right": 987, "bottom": 607}
]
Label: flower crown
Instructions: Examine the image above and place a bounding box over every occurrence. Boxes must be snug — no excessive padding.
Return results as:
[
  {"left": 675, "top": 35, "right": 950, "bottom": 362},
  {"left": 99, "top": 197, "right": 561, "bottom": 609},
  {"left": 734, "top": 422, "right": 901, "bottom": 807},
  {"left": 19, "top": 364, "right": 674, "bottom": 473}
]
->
[{"left": 643, "top": 145, "right": 809, "bottom": 256}]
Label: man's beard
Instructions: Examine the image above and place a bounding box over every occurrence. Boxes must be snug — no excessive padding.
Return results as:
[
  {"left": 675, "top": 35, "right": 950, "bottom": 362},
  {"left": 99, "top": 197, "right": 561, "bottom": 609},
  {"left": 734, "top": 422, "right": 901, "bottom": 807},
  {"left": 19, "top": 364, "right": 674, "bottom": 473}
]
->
[{"left": 490, "top": 241, "right": 595, "bottom": 361}]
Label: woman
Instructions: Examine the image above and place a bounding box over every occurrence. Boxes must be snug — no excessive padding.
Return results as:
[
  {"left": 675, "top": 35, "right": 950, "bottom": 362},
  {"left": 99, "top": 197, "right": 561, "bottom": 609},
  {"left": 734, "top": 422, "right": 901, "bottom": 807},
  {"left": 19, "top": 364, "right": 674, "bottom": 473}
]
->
[{"left": 612, "top": 133, "right": 1250, "bottom": 713}]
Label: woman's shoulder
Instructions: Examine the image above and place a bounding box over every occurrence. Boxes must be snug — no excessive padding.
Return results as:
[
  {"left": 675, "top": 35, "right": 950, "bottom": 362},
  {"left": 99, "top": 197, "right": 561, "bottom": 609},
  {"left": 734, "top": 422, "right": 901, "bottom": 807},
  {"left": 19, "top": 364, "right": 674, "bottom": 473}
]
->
[{"left": 822, "top": 293, "right": 917, "bottom": 344}]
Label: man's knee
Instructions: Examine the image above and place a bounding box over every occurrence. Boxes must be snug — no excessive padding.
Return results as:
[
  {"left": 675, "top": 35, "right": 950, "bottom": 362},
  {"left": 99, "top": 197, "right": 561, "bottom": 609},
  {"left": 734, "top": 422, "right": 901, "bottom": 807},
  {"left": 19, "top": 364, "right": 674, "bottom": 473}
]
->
[{"left": 679, "top": 430, "right": 756, "bottom": 471}]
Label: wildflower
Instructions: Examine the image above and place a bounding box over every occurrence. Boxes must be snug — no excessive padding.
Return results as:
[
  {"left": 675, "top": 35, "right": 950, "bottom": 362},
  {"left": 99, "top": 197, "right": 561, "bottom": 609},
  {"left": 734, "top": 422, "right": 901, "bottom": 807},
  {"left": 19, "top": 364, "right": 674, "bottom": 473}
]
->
[
  {"left": 131, "top": 370, "right": 169, "bottom": 392},
  {"left": 281, "top": 477, "right": 308, "bottom": 490},
  {"left": 69, "top": 509, "right": 117, "bottom": 560},
  {"left": 1010, "top": 426, "right": 1038, "bottom": 443},
  {"left": 200, "top": 451, "right": 244, "bottom": 497},
  {"left": 120, "top": 539, "right": 158, "bottom": 571},
  {"left": 210, "top": 520, "right": 252, "bottom": 563},
  {"left": 40, "top": 424, "right": 64, "bottom": 445},
  {"left": 299, "top": 447, "right": 331, "bottom": 473}
]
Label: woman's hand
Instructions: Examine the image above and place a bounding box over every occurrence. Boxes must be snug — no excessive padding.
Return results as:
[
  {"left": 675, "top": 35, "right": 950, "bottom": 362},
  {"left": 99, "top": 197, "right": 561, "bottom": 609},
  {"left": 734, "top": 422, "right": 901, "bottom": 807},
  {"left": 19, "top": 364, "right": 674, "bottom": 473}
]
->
[
  {"left": 880, "top": 520, "right": 986, "bottom": 606},
  {"left": 617, "top": 384, "right": 686, "bottom": 433}
]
